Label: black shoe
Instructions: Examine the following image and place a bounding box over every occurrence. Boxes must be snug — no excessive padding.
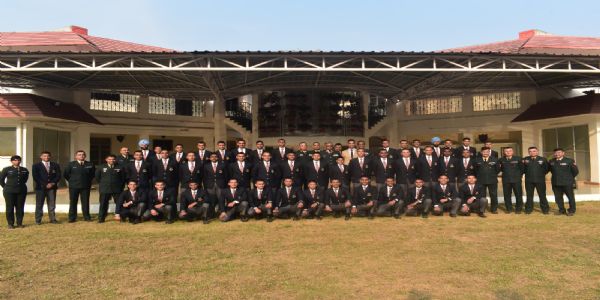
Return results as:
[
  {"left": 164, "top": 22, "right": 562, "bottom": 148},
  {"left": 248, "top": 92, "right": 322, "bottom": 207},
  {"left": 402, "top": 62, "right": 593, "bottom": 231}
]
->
[
  {"left": 84, "top": 218, "right": 93, "bottom": 222},
  {"left": 68, "top": 220, "right": 76, "bottom": 223},
  {"left": 478, "top": 213, "right": 487, "bottom": 218},
  {"left": 17, "top": 224, "right": 24, "bottom": 228},
  {"left": 36, "top": 221, "right": 42, "bottom": 225},
  {"left": 50, "top": 220, "right": 59, "bottom": 224},
  {"left": 567, "top": 212, "right": 574, "bottom": 216},
  {"left": 132, "top": 219, "right": 140, "bottom": 224},
  {"left": 7, "top": 224, "right": 15, "bottom": 229},
  {"left": 555, "top": 211, "right": 566, "bottom": 216},
  {"left": 165, "top": 220, "right": 174, "bottom": 224},
  {"left": 505, "top": 210, "right": 513, "bottom": 214},
  {"left": 98, "top": 220, "right": 105, "bottom": 224},
  {"left": 241, "top": 217, "right": 249, "bottom": 222},
  {"left": 344, "top": 215, "right": 350, "bottom": 221},
  {"left": 491, "top": 210, "right": 498, "bottom": 214},
  {"left": 515, "top": 210, "right": 522, "bottom": 215},
  {"left": 450, "top": 214, "right": 457, "bottom": 218},
  {"left": 421, "top": 213, "right": 428, "bottom": 219},
  {"left": 267, "top": 216, "right": 273, "bottom": 222}
]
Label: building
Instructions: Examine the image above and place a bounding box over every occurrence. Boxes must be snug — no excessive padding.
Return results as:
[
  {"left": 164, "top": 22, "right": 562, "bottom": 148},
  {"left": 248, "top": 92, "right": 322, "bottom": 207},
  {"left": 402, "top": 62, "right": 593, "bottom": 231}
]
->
[{"left": 0, "top": 26, "right": 599, "bottom": 199}]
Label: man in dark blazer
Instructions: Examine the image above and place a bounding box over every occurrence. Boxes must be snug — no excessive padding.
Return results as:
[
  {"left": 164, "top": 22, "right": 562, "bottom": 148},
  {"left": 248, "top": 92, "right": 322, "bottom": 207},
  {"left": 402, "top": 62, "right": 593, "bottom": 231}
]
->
[
  {"left": 273, "top": 178, "right": 304, "bottom": 220},
  {"left": 348, "top": 148, "right": 371, "bottom": 193},
  {"left": 475, "top": 142, "right": 499, "bottom": 159},
  {"left": 179, "top": 181, "right": 210, "bottom": 223},
  {"left": 431, "top": 175, "right": 461, "bottom": 217},
  {"left": 251, "top": 151, "right": 282, "bottom": 193},
  {"left": 457, "top": 149, "right": 476, "bottom": 184},
  {"left": 218, "top": 179, "right": 249, "bottom": 222},
  {"left": 143, "top": 180, "right": 175, "bottom": 223},
  {"left": 138, "top": 139, "right": 156, "bottom": 164},
  {"left": 32, "top": 151, "right": 61, "bottom": 224},
  {"left": 438, "top": 147, "right": 459, "bottom": 185},
  {"left": 375, "top": 177, "right": 404, "bottom": 218},
  {"left": 405, "top": 179, "right": 432, "bottom": 218},
  {"left": 350, "top": 176, "right": 377, "bottom": 219},
  {"left": 302, "top": 180, "right": 325, "bottom": 219},
  {"left": 95, "top": 154, "right": 126, "bottom": 223},
  {"left": 247, "top": 179, "right": 274, "bottom": 221},
  {"left": 380, "top": 139, "right": 398, "bottom": 162},
  {"left": 271, "top": 138, "right": 293, "bottom": 165},
  {"left": 152, "top": 150, "right": 179, "bottom": 198},
  {"left": 125, "top": 150, "right": 152, "bottom": 194},
  {"left": 194, "top": 141, "right": 212, "bottom": 167},
  {"left": 323, "top": 178, "right": 352, "bottom": 218},
  {"left": 280, "top": 152, "right": 304, "bottom": 188},
  {"left": 370, "top": 149, "right": 395, "bottom": 192},
  {"left": 394, "top": 149, "right": 418, "bottom": 197},
  {"left": 416, "top": 146, "right": 440, "bottom": 189},
  {"left": 230, "top": 139, "right": 251, "bottom": 162},
  {"left": 63, "top": 150, "right": 95, "bottom": 223},
  {"left": 303, "top": 152, "right": 329, "bottom": 189},
  {"left": 458, "top": 175, "right": 487, "bottom": 218},
  {"left": 117, "top": 180, "right": 146, "bottom": 223},
  {"left": 228, "top": 152, "right": 253, "bottom": 189},
  {"left": 409, "top": 139, "right": 423, "bottom": 159},
  {"left": 453, "top": 137, "right": 476, "bottom": 158},
  {"left": 250, "top": 140, "right": 268, "bottom": 165},
  {"left": 116, "top": 147, "right": 134, "bottom": 167},
  {"left": 203, "top": 153, "right": 228, "bottom": 213},
  {"left": 169, "top": 144, "right": 186, "bottom": 164},
  {"left": 179, "top": 152, "right": 202, "bottom": 192},
  {"left": 215, "top": 141, "right": 232, "bottom": 164},
  {"left": 329, "top": 156, "right": 351, "bottom": 190}
]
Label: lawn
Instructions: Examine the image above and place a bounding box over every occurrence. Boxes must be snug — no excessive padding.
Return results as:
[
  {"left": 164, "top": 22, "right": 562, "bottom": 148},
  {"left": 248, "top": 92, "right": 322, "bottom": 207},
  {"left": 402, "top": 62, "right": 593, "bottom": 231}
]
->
[{"left": 1, "top": 203, "right": 600, "bottom": 299}]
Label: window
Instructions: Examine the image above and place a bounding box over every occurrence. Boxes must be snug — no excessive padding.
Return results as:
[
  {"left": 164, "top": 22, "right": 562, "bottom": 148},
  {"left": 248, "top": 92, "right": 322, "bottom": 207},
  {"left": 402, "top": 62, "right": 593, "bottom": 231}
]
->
[
  {"left": 405, "top": 96, "right": 462, "bottom": 116},
  {"left": 149, "top": 96, "right": 206, "bottom": 116},
  {"left": 542, "top": 125, "right": 590, "bottom": 181},
  {"left": 473, "top": 92, "right": 521, "bottom": 111},
  {"left": 90, "top": 92, "right": 139, "bottom": 112},
  {"left": 0, "top": 127, "right": 16, "bottom": 156}
]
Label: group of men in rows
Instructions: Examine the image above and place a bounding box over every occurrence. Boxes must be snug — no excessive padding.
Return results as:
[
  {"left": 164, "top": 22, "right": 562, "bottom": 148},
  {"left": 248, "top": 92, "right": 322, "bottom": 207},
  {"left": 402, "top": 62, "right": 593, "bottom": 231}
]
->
[{"left": 1, "top": 136, "right": 579, "bottom": 228}]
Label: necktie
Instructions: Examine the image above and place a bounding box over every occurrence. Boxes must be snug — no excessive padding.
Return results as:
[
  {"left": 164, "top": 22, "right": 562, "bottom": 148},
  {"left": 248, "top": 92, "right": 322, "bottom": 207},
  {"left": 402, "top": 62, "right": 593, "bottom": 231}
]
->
[
  {"left": 359, "top": 158, "right": 364, "bottom": 169},
  {"left": 445, "top": 157, "right": 449, "bottom": 166},
  {"left": 290, "top": 161, "right": 294, "bottom": 170},
  {"left": 45, "top": 162, "right": 50, "bottom": 172},
  {"left": 189, "top": 162, "right": 195, "bottom": 173},
  {"left": 239, "top": 162, "right": 244, "bottom": 172},
  {"left": 287, "top": 187, "right": 291, "bottom": 197},
  {"left": 281, "top": 148, "right": 285, "bottom": 157},
  {"left": 79, "top": 161, "right": 84, "bottom": 166},
  {"left": 258, "top": 190, "right": 262, "bottom": 200},
  {"left": 383, "top": 158, "right": 387, "bottom": 169},
  {"left": 416, "top": 188, "right": 421, "bottom": 199},
  {"left": 350, "top": 148, "right": 354, "bottom": 159},
  {"left": 484, "top": 158, "right": 488, "bottom": 162},
  {"left": 143, "top": 150, "right": 148, "bottom": 159},
  {"left": 258, "top": 149, "right": 262, "bottom": 157},
  {"left": 177, "top": 153, "right": 181, "bottom": 162},
  {"left": 158, "top": 191, "right": 163, "bottom": 201},
  {"left": 464, "top": 159, "right": 468, "bottom": 168},
  {"left": 200, "top": 150, "right": 204, "bottom": 160},
  {"left": 315, "top": 161, "right": 319, "bottom": 172},
  {"left": 192, "top": 190, "right": 196, "bottom": 198},
  {"left": 232, "top": 189, "right": 236, "bottom": 198},
  {"left": 163, "top": 159, "right": 168, "bottom": 170},
  {"left": 404, "top": 158, "right": 409, "bottom": 168},
  {"left": 131, "top": 191, "right": 135, "bottom": 199},
  {"left": 387, "top": 187, "right": 391, "bottom": 197},
  {"left": 334, "top": 189, "right": 338, "bottom": 197},
  {"left": 212, "top": 163, "right": 217, "bottom": 173},
  {"left": 415, "top": 148, "right": 420, "bottom": 157},
  {"left": 339, "top": 164, "right": 344, "bottom": 172},
  {"left": 470, "top": 185, "right": 474, "bottom": 194},
  {"left": 136, "top": 161, "right": 141, "bottom": 172},
  {"left": 435, "top": 148, "right": 440, "bottom": 157},
  {"left": 220, "top": 150, "right": 224, "bottom": 158},
  {"left": 427, "top": 156, "right": 432, "bottom": 167},
  {"left": 442, "top": 185, "right": 446, "bottom": 192},
  {"left": 311, "top": 190, "right": 315, "bottom": 198},
  {"left": 265, "top": 161, "right": 270, "bottom": 172}
]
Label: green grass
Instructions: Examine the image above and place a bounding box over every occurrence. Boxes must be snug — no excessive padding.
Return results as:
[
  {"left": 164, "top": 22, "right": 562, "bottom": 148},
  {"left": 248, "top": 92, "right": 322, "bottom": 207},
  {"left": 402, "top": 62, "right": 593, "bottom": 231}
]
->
[{"left": 1, "top": 202, "right": 600, "bottom": 299}]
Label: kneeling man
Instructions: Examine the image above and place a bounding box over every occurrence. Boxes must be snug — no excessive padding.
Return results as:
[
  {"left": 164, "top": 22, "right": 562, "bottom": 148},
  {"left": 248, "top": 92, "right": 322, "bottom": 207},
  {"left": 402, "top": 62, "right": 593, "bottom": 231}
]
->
[
  {"left": 117, "top": 180, "right": 146, "bottom": 223},
  {"left": 405, "top": 179, "right": 432, "bottom": 218},
  {"left": 458, "top": 175, "right": 487, "bottom": 218},
  {"left": 302, "top": 180, "right": 325, "bottom": 219},
  {"left": 248, "top": 179, "right": 274, "bottom": 222},
  {"left": 432, "top": 175, "right": 461, "bottom": 217},
  {"left": 143, "top": 180, "right": 175, "bottom": 224},
  {"left": 375, "top": 177, "right": 404, "bottom": 218},
  {"left": 219, "top": 178, "right": 249, "bottom": 222},
  {"left": 179, "top": 181, "right": 210, "bottom": 223},
  {"left": 324, "top": 178, "right": 351, "bottom": 219},
  {"left": 350, "top": 176, "right": 377, "bottom": 219},
  {"left": 273, "top": 178, "right": 304, "bottom": 220}
]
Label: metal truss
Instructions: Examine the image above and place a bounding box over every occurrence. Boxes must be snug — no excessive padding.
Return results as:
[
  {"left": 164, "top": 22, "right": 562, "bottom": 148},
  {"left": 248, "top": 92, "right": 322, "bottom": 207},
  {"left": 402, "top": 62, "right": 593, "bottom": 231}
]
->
[{"left": 1, "top": 53, "right": 600, "bottom": 73}]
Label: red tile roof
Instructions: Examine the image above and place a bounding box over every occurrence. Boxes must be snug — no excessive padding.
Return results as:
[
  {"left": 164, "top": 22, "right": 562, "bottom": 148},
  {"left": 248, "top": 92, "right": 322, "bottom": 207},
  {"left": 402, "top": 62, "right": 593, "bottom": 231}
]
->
[
  {"left": 441, "top": 29, "right": 600, "bottom": 55},
  {"left": 0, "top": 25, "right": 175, "bottom": 53},
  {"left": 512, "top": 92, "right": 600, "bottom": 122},
  {"left": 0, "top": 93, "right": 102, "bottom": 124}
]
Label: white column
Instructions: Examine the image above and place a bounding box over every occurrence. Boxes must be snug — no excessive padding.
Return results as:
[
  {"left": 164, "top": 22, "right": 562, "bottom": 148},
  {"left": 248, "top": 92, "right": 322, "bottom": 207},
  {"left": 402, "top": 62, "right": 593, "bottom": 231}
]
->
[
  {"left": 251, "top": 93, "right": 259, "bottom": 145},
  {"left": 520, "top": 125, "right": 539, "bottom": 157},
  {"left": 589, "top": 117, "right": 600, "bottom": 183},
  {"left": 71, "top": 126, "right": 91, "bottom": 157}
]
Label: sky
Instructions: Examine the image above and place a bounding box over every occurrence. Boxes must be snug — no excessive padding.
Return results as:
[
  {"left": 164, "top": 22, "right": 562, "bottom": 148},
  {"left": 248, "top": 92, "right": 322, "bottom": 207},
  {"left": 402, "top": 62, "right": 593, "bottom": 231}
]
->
[{"left": 1, "top": 0, "right": 599, "bottom": 52}]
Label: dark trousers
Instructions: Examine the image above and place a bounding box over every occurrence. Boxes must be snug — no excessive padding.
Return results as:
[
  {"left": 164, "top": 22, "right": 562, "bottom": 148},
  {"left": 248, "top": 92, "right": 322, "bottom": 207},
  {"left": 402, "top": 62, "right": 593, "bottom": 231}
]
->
[
  {"left": 183, "top": 203, "right": 210, "bottom": 221},
  {"left": 247, "top": 204, "right": 273, "bottom": 218},
  {"left": 4, "top": 191, "right": 26, "bottom": 226},
  {"left": 220, "top": 201, "right": 249, "bottom": 221},
  {"left": 481, "top": 183, "right": 498, "bottom": 212},
  {"left": 552, "top": 184, "right": 576, "bottom": 213},
  {"left": 68, "top": 188, "right": 91, "bottom": 221},
  {"left": 459, "top": 198, "right": 488, "bottom": 215},
  {"left": 375, "top": 200, "right": 404, "bottom": 216},
  {"left": 405, "top": 198, "right": 432, "bottom": 216},
  {"left": 120, "top": 203, "right": 146, "bottom": 221},
  {"left": 502, "top": 182, "right": 523, "bottom": 212},
  {"left": 352, "top": 203, "right": 376, "bottom": 217},
  {"left": 327, "top": 203, "right": 351, "bottom": 217},
  {"left": 205, "top": 185, "right": 221, "bottom": 217},
  {"left": 432, "top": 199, "right": 461, "bottom": 216},
  {"left": 274, "top": 204, "right": 302, "bottom": 218},
  {"left": 98, "top": 192, "right": 120, "bottom": 222},
  {"left": 35, "top": 189, "right": 57, "bottom": 223},
  {"left": 143, "top": 204, "right": 173, "bottom": 222},
  {"left": 525, "top": 181, "right": 549, "bottom": 213},
  {"left": 307, "top": 203, "right": 325, "bottom": 217}
]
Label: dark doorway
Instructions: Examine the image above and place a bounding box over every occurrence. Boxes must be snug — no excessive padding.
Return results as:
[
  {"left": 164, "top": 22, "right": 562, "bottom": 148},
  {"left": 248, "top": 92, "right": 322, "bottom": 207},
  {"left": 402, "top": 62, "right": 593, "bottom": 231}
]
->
[{"left": 90, "top": 137, "right": 111, "bottom": 166}]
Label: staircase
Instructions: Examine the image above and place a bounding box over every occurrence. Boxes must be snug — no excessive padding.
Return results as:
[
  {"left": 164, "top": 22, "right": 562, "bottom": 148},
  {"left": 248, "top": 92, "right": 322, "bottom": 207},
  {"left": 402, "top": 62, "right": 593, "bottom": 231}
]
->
[{"left": 225, "top": 99, "right": 252, "bottom": 132}]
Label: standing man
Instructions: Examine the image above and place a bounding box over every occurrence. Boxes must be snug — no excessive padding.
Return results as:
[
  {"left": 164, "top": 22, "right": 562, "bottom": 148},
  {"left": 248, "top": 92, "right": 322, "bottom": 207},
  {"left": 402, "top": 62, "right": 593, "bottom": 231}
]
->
[
  {"left": 281, "top": 152, "right": 304, "bottom": 188},
  {"left": 0, "top": 155, "right": 29, "bottom": 229},
  {"left": 438, "top": 147, "right": 458, "bottom": 185},
  {"left": 228, "top": 152, "right": 253, "bottom": 189},
  {"left": 341, "top": 139, "right": 357, "bottom": 165},
  {"left": 416, "top": 146, "right": 439, "bottom": 189},
  {"left": 230, "top": 139, "right": 251, "bottom": 162},
  {"left": 410, "top": 139, "right": 423, "bottom": 159},
  {"left": 95, "top": 154, "right": 126, "bottom": 223},
  {"left": 179, "top": 151, "right": 202, "bottom": 192},
  {"left": 453, "top": 137, "right": 476, "bottom": 158},
  {"left": 303, "top": 152, "right": 329, "bottom": 189},
  {"left": 32, "top": 151, "right": 61, "bottom": 225},
  {"left": 116, "top": 147, "right": 133, "bottom": 167},
  {"left": 250, "top": 140, "right": 267, "bottom": 165},
  {"left": 321, "top": 142, "right": 338, "bottom": 166},
  {"left": 477, "top": 142, "right": 499, "bottom": 159},
  {"left": 271, "top": 138, "right": 292, "bottom": 165},
  {"left": 308, "top": 142, "right": 322, "bottom": 156},
  {"left": 474, "top": 147, "right": 500, "bottom": 213},
  {"left": 498, "top": 147, "right": 524, "bottom": 214},
  {"left": 215, "top": 141, "right": 231, "bottom": 164},
  {"left": 523, "top": 146, "right": 550, "bottom": 214},
  {"left": 549, "top": 148, "right": 579, "bottom": 216},
  {"left": 194, "top": 141, "right": 212, "bottom": 166},
  {"left": 329, "top": 156, "right": 351, "bottom": 190},
  {"left": 138, "top": 139, "right": 156, "bottom": 164},
  {"left": 381, "top": 139, "right": 398, "bottom": 162},
  {"left": 431, "top": 137, "right": 443, "bottom": 160},
  {"left": 252, "top": 152, "right": 282, "bottom": 193},
  {"left": 457, "top": 149, "right": 475, "bottom": 184},
  {"left": 371, "top": 149, "right": 394, "bottom": 192},
  {"left": 153, "top": 150, "right": 179, "bottom": 197},
  {"left": 170, "top": 144, "right": 186, "bottom": 164},
  {"left": 348, "top": 148, "right": 371, "bottom": 193},
  {"left": 203, "top": 153, "right": 228, "bottom": 215},
  {"left": 64, "top": 150, "right": 95, "bottom": 223},
  {"left": 295, "top": 142, "right": 310, "bottom": 164},
  {"left": 394, "top": 149, "right": 417, "bottom": 198},
  {"left": 125, "top": 150, "right": 152, "bottom": 195}
]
